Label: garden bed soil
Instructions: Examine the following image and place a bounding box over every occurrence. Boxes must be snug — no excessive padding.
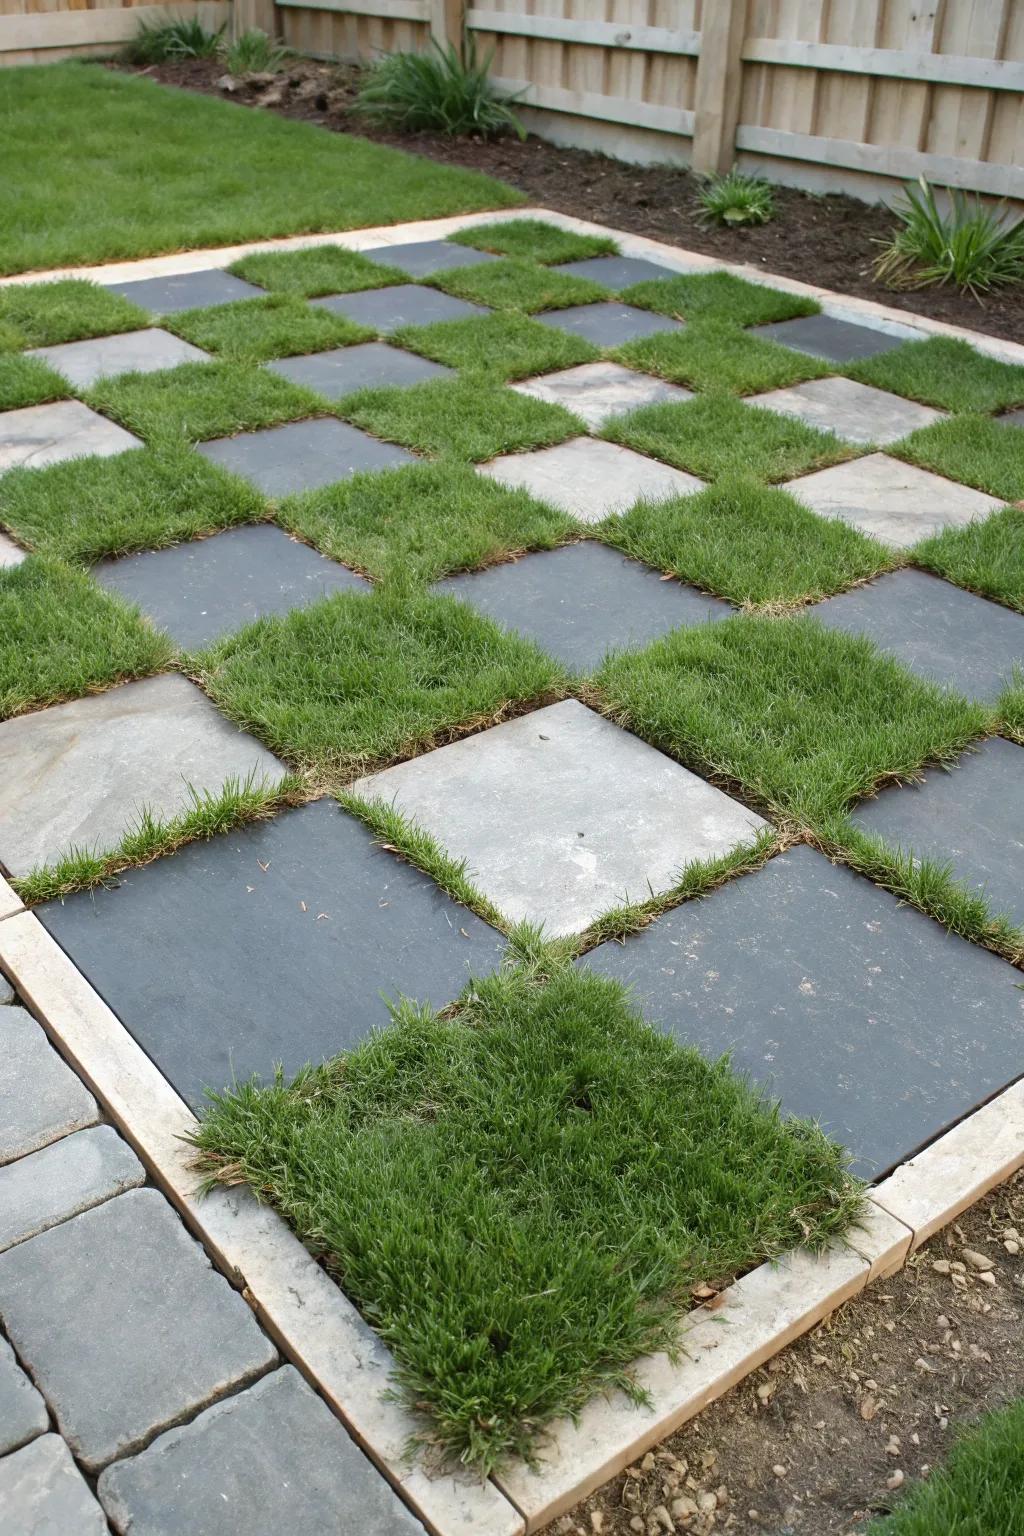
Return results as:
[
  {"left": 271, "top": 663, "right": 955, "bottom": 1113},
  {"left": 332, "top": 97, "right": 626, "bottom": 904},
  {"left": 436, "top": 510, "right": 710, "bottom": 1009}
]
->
[{"left": 118, "top": 57, "right": 1024, "bottom": 346}]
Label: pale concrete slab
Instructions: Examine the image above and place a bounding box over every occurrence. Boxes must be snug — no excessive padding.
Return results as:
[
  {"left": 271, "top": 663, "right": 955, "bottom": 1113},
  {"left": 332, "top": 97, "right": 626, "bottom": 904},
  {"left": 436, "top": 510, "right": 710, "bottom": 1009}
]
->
[
  {"left": 749, "top": 376, "right": 946, "bottom": 446},
  {"left": 0, "top": 400, "right": 140, "bottom": 473},
  {"left": 0, "top": 1335, "right": 48, "bottom": 1455},
  {"left": 1, "top": 1007, "right": 98, "bottom": 1165},
  {"left": 537, "top": 301, "right": 682, "bottom": 346},
  {"left": 197, "top": 416, "right": 414, "bottom": 497},
  {"left": 786, "top": 452, "right": 1002, "bottom": 547},
  {"left": 312, "top": 284, "right": 489, "bottom": 334},
  {"left": 0, "top": 674, "right": 285, "bottom": 877},
  {"left": 0, "top": 1124, "right": 144, "bottom": 1253},
  {"left": 479, "top": 436, "right": 703, "bottom": 523},
  {"left": 752, "top": 313, "right": 907, "bottom": 362},
  {"left": 556, "top": 254, "right": 676, "bottom": 290},
  {"left": 102, "top": 269, "right": 265, "bottom": 315},
  {"left": 353, "top": 699, "right": 767, "bottom": 937},
  {"left": 511, "top": 361, "right": 692, "bottom": 430},
  {"left": 98, "top": 1366, "right": 427, "bottom": 1536},
  {"left": 267, "top": 341, "right": 452, "bottom": 399},
  {"left": 0, "top": 529, "right": 27, "bottom": 567},
  {"left": 26, "top": 330, "right": 209, "bottom": 390},
  {"left": 0, "top": 1189, "right": 277, "bottom": 1471},
  {"left": 0, "top": 1435, "right": 108, "bottom": 1535}
]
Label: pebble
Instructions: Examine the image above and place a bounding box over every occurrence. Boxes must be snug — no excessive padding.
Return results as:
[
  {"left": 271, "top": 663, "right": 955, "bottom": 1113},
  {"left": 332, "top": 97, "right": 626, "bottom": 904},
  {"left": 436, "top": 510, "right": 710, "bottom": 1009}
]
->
[
  {"left": 641, "top": 1452, "right": 657, "bottom": 1473},
  {"left": 1005, "top": 1239, "right": 1021, "bottom": 1255},
  {"left": 931, "top": 1259, "right": 951, "bottom": 1275},
  {"left": 630, "top": 1519, "right": 644, "bottom": 1534},
  {"left": 886, "top": 1470, "right": 905, "bottom": 1491},
  {"left": 977, "top": 1270, "right": 997, "bottom": 1287},
  {"left": 590, "top": 1513, "right": 604, "bottom": 1534},
  {"left": 650, "top": 1506, "right": 674, "bottom": 1533},
  {"left": 772, "top": 1464, "right": 787, "bottom": 1478},
  {"left": 936, "top": 1315, "right": 950, "bottom": 1329},
  {"left": 671, "top": 1495, "right": 698, "bottom": 1520},
  {"left": 697, "top": 1491, "right": 717, "bottom": 1515},
  {"left": 961, "top": 1249, "right": 994, "bottom": 1272}
]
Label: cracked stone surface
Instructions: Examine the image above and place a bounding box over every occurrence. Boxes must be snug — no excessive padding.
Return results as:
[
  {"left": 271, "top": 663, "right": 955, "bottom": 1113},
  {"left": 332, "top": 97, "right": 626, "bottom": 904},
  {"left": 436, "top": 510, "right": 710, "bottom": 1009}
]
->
[
  {"left": 749, "top": 375, "right": 946, "bottom": 445},
  {"left": 536, "top": 301, "right": 683, "bottom": 346},
  {"left": 434, "top": 541, "right": 731, "bottom": 671},
  {"left": 1, "top": 1007, "right": 98, "bottom": 1166},
  {"left": 0, "top": 529, "right": 27, "bottom": 567},
  {"left": 312, "top": 283, "right": 489, "bottom": 334},
  {"left": 555, "top": 254, "right": 677, "bottom": 289},
  {"left": 353, "top": 699, "right": 767, "bottom": 938},
  {"left": 511, "top": 360, "right": 692, "bottom": 430},
  {"left": 367, "top": 238, "right": 498, "bottom": 277},
  {"left": 27, "top": 329, "right": 209, "bottom": 390},
  {"left": 0, "top": 1435, "right": 108, "bottom": 1534},
  {"left": 0, "top": 1125, "right": 145, "bottom": 1255},
  {"left": 0, "top": 1334, "right": 48, "bottom": 1456},
  {"left": 814, "top": 568, "right": 1024, "bottom": 699},
  {"left": 0, "top": 400, "right": 140, "bottom": 473},
  {"left": 581, "top": 844, "right": 1024, "bottom": 1179},
  {"left": 101, "top": 269, "right": 266, "bottom": 314},
  {"left": 479, "top": 435, "right": 703, "bottom": 522},
  {"left": 267, "top": 341, "right": 452, "bottom": 398},
  {"left": 751, "top": 313, "right": 912, "bottom": 362},
  {"left": 94, "top": 524, "right": 370, "bottom": 649},
  {"left": 786, "top": 452, "right": 1002, "bottom": 546},
  {"left": 197, "top": 415, "right": 415, "bottom": 496},
  {"left": 0, "top": 673, "right": 285, "bottom": 877}
]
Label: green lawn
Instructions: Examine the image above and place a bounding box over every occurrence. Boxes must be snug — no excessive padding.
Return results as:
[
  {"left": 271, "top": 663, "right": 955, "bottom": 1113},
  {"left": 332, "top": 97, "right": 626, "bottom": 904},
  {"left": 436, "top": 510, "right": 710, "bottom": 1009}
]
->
[{"left": 0, "top": 63, "right": 521, "bottom": 274}]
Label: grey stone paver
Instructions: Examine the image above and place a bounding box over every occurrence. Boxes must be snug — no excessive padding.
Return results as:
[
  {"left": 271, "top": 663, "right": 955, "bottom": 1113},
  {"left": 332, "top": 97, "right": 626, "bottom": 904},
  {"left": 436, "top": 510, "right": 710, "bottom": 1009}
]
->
[
  {"left": 0, "top": 674, "right": 285, "bottom": 878},
  {"left": 101, "top": 269, "right": 266, "bottom": 315},
  {"left": 814, "top": 568, "right": 1024, "bottom": 699},
  {"left": 197, "top": 415, "right": 414, "bottom": 496},
  {"left": 434, "top": 541, "right": 731, "bottom": 671},
  {"left": 1, "top": 529, "right": 27, "bottom": 567},
  {"left": 267, "top": 340, "right": 452, "bottom": 399},
  {"left": 511, "top": 360, "right": 692, "bottom": 430},
  {"left": 369, "top": 238, "right": 498, "bottom": 277},
  {"left": 580, "top": 844, "right": 1024, "bottom": 1178},
  {"left": 749, "top": 375, "right": 946, "bottom": 446},
  {"left": 354, "top": 699, "right": 767, "bottom": 938},
  {"left": 97, "top": 1365, "right": 426, "bottom": 1536},
  {"left": 998, "top": 406, "right": 1024, "bottom": 427},
  {"left": 0, "top": 400, "right": 140, "bottom": 473},
  {"left": 93, "top": 524, "right": 370, "bottom": 650},
  {"left": 0, "top": 1335, "right": 49, "bottom": 1456},
  {"left": 751, "top": 313, "right": 911, "bottom": 362},
  {"left": 312, "top": 283, "right": 489, "bottom": 334},
  {"left": 26, "top": 329, "right": 209, "bottom": 390},
  {"left": 0, "top": 1435, "right": 108, "bottom": 1535},
  {"left": 787, "top": 451, "right": 1002, "bottom": 547},
  {"left": 1, "top": 1008, "right": 98, "bottom": 1166},
  {"left": 38, "top": 799, "right": 504, "bottom": 1108},
  {"left": 536, "top": 301, "right": 683, "bottom": 346},
  {"left": 852, "top": 736, "right": 1024, "bottom": 926},
  {"left": 0, "top": 1124, "right": 145, "bottom": 1254},
  {"left": 479, "top": 435, "right": 703, "bottom": 523},
  {"left": 0, "top": 1188, "right": 278, "bottom": 1471},
  {"left": 555, "top": 254, "right": 676, "bottom": 289}
]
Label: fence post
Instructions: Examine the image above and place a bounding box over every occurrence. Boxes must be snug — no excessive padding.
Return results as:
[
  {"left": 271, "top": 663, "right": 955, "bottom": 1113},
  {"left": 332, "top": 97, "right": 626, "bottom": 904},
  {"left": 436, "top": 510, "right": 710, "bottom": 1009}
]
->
[
  {"left": 232, "top": 0, "right": 278, "bottom": 41},
  {"left": 691, "top": 0, "right": 746, "bottom": 175},
  {"left": 429, "top": 0, "right": 464, "bottom": 57}
]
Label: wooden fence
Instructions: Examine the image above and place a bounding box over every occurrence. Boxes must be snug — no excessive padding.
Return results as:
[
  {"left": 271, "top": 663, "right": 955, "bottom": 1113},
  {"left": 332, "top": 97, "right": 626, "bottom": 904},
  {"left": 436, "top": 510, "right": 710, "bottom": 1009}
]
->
[
  {"left": 4, "top": 0, "right": 1023, "bottom": 205},
  {"left": 0, "top": 0, "right": 228, "bottom": 67}
]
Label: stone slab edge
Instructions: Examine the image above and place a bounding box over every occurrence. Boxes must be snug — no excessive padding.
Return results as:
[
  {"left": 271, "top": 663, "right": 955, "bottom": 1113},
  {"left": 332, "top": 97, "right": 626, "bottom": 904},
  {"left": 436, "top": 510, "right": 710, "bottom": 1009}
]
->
[
  {"left": 2, "top": 210, "right": 1022, "bottom": 367},
  {"left": 0, "top": 910, "right": 523, "bottom": 1536},
  {"left": 0, "top": 874, "right": 25, "bottom": 922}
]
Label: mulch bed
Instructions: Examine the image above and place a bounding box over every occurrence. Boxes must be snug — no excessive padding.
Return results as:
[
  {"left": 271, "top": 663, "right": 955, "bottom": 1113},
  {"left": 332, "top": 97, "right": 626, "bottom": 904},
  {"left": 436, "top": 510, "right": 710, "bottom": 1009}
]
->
[{"left": 117, "top": 56, "right": 1024, "bottom": 346}]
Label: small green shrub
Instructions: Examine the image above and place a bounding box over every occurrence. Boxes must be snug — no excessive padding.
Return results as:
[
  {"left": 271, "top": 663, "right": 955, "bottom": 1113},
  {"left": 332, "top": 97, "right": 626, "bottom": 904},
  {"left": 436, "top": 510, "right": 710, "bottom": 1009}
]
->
[
  {"left": 874, "top": 177, "right": 1024, "bottom": 297},
  {"left": 355, "top": 38, "right": 525, "bottom": 139},
  {"left": 696, "top": 168, "right": 776, "bottom": 228},
  {"left": 223, "top": 28, "right": 291, "bottom": 74},
  {"left": 123, "top": 15, "right": 225, "bottom": 63}
]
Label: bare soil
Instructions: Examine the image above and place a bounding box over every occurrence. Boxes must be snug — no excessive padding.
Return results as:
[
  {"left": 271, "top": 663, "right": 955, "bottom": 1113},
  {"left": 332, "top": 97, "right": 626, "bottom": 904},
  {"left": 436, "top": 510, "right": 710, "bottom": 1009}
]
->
[{"left": 117, "top": 56, "right": 1024, "bottom": 346}]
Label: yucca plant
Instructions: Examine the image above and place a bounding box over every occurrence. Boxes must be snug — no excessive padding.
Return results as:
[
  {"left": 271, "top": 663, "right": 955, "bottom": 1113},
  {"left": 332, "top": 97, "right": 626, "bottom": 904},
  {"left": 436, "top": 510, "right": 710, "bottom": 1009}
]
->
[
  {"left": 696, "top": 168, "right": 776, "bottom": 227},
  {"left": 355, "top": 37, "right": 525, "bottom": 138},
  {"left": 874, "top": 177, "right": 1024, "bottom": 297},
  {"left": 223, "top": 28, "right": 291, "bottom": 74},
  {"left": 123, "top": 15, "right": 225, "bottom": 63}
]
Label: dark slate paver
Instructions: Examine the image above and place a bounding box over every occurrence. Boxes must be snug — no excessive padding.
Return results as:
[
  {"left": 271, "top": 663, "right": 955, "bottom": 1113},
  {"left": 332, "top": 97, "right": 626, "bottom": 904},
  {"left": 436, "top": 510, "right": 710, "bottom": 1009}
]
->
[
  {"left": 267, "top": 341, "right": 452, "bottom": 399},
  {"left": 101, "top": 269, "right": 266, "bottom": 315},
  {"left": 93, "top": 524, "right": 369, "bottom": 650},
  {"left": 368, "top": 238, "right": 498, "bottom": 277},
  {"left": 0, "top": 1189, "right": 277, "bottom": 1471},
  {"left": 1, "top": 1007, "right": 98, "bottom": 1165},
  {"left": 0, "top": 1124, "right": 145, "bottom": 1255},
  {"left": 196, "top": 416, "right": 414, "bottom": 496},
  {"left": 813, "top": 568, "right": 1024, "bottom": 700},
  {"left": 97, "top": 1366, "right": 426, "bottom": 1536},
  {"left": 0, "top": 1334, "right": 48, "bottom": 1456},
  {"left": 852, "top": 736, "right": 1024, "bottom": 927},
  {"left": 312, "top": 284, "right": 489, "bottom": 334},
  {"left": 537, "top": 301, "right": 683, "bottom": 346},
  {"left": 580, "top": 845, "right": 1024, "bottom": 1179},
  {"left": 750, "top": 313, "right": 910, "bottom": 362},
  {"left": 38, "top": 799, "right": 504, "bottom": 1108},
  {"left": 555, "top": 254, "right": 677, "bottom": 289},
  {"left": 0, "top": 1436, "right": 108, "bottom": 1534},
  {"left": 433, "top": 541, "right": 732, "bottom": 671}
]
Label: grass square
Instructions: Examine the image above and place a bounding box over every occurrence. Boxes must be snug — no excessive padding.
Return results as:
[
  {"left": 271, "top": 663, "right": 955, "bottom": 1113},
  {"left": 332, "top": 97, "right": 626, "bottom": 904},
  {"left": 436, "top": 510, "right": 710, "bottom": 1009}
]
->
[
  {"left": 396, "top": 310, "right": 599, "bottom": 381},
  {"left": 87, "top": 360, "right": 321, "bottom": 444},
  {"left": 195, "top": 588, "right": 563, "bottom": 774},
  {"left": 449, "top": 218, "right": 618, "bottom": 265},
  {"left": 340, "top": 375, "right": 581, "bottom": 462},
  {"left": 166, "top": 295, "right": 370, "bottom": 363},
  {"left": 621, "top": 271, "right": 819, "bottom": 329},
  {"left": 430, "top": 257, "right": 609, "bottom": 314},
  {"left": 849, "top": 336, "right": 1024, "bottom": 414},
  {"left": 0, "top": 557, "right": 173, "bottom": 719},
  {"left": 0, "top": 279, "right": 149, "bottom": 348},
  {"left": 0, "top": 352, "right": 69, "bottom": 413},
  {"left": 193, "top": 963, "right": 857, "bottom": 1471},
  {"left": 228, "top": 244, "right": 407, "bottom": 298},
  {"left": 893, "top": 414, "right": 1023, "bottom": 501},
  {"left": 616, "top": 319, "right": 830, "bottom": 395},
  {"left": 0, "top": 444, "right": 266, "bottom": 564},
  {"left": 279, "top": 459, "right": 573, "bottom": 585},
  {"left": 603, "top": 393, "right": 852, "bottom": 482},
  {"left": 601, "top": 477, "right": 895, "bottom": 606},
  {"left": 913, "top": 505, "right": 1024, "bottom": 614},
  {"left": 595, "top": 613, "right": 989, "bottom": 823}
]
